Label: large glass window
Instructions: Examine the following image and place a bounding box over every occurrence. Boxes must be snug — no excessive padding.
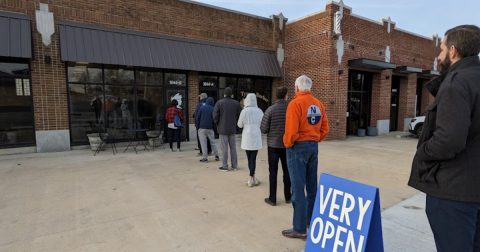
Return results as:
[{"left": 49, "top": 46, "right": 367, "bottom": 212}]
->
[
  {"left": 0, "top": 60, "right": 34, "bottom": 147},
  {"left": 67, "top": 64, "right": 187, "bottom": 145}
]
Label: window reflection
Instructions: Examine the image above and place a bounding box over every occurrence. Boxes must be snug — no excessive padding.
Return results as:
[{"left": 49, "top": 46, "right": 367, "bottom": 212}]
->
[{"left": 104, "top": 66, "right": 134, "bottom": 84}]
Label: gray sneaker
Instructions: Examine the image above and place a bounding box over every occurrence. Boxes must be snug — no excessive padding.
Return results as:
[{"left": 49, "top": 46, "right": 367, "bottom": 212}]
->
[
  {"left": 232, "top": 166, "right": 238, "bottom": 171},
  {"left": 177, "top": 149, "right": 181, "bottom": 152}
]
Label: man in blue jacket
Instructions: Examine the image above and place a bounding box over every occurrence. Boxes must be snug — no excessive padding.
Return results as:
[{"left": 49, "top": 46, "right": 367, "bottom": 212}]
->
[
  {"left": 408, "top": 25, "right": 480, "bottom": 251},
  {"left": 193, "top": 93, "right": 211, "bottom": 156},
  {"left": 196, "top": 97, "right": 219, "bottom": 162}
]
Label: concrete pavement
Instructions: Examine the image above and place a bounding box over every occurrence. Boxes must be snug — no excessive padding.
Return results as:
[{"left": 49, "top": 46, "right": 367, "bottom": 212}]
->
[{"left": 0, "top": 132, "right": 434, "bottom": 251}]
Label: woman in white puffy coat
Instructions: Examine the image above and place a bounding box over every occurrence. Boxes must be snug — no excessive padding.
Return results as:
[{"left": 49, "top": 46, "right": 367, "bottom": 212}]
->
[{"left": 238, "top": 93, "right": 264, "bottom": 187}]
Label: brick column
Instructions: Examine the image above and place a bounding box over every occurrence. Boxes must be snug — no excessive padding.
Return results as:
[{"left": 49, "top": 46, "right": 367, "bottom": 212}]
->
[
  {"left": 370, "top": 69, "right": 392, "bottom": 134},
  {"left": 397, "top": 73, "right": 417, "bottom": 131}
]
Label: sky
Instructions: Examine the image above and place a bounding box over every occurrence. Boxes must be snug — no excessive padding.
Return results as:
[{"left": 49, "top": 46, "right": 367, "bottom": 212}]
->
[{"left": 188, "top": 0, "right": 479, "bottom": 39}]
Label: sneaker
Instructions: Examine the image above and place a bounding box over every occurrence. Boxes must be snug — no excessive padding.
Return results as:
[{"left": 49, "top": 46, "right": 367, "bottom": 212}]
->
[
  {"left": 245, "top": 180, "right": 254, "bottom": 187},
  {"left": 177, "top": 149, "right": 181, "bottom": 152},
  {"left": 215, "top": 156, "right": 219, "bottom": 161},
  {"left": 195, "top": 147, "right": 200, "bottom": 150},
  {"left": 197, "top": 152, "right": 203, "bottom": 156},
  {"left": 170, "top": 148, "right": 173, "bottom": 152},
  {"left": 254, "top": 178, "right": 260, "bottom": 186},
  {"left": 286, "top": 199, "right": 292, "bottom": 204},
  {"left": 264, "top": 198, "right": 276, "bottom": 206},
  {"left": 208, "top": 152, "right": 213, "bottom": 156},
  {"left": 199, "top": 158, "right": 208, "bottom": 163},
  {"left": 282, "top": 229, "right": 307, "bottom": 239},
  {"left": 218, "top": 167, "right": 229, "bottom": 172},
  {"left": 232, "top": 167, "right": 238, "bottom": 171}
]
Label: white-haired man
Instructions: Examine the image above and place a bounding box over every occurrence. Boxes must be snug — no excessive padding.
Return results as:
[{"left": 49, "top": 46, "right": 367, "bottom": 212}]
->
[{"left": 282, "top": 75, "right": 329, "bottom": 239}]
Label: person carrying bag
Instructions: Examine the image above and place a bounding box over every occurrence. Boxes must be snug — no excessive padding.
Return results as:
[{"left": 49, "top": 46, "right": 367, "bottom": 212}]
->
[{"left": 165, "top": 99, "right": 184, "bottom": 152}]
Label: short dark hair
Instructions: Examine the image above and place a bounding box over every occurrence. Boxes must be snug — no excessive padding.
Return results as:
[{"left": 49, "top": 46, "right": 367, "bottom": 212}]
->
[
  {"left": 171, "top": 99, "right": 178, "bottom": 106},
  {"left": 276, "top": 86, "right": 288, "bottom": 99},
  {"left": 444, "top": 25, "right": 480, "bottom": 58}
]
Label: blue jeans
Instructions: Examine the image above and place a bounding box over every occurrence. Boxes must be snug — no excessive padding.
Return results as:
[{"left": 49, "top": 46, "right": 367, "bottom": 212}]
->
[
  {"left": 287, "top": 141, "right": 318, "bottom": 233},
  {"left": 426, "top": 195, "right": 480, "bottom": 252}
]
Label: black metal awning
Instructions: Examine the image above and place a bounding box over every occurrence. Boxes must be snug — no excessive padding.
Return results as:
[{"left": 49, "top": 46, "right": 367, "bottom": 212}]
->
[
  {"left": 348, "top": 58, "right": 396, "bottom": 70},
  {"left": 58, "top": 21, "right": 282, "bottom": 77},
  {"left": 0, "top": 11, "right": 32, "bottom": 58},
  {"left": 419, "top": 70, "right": 440, "bottom": 77},
  {"left": 394, "top": 66, "right": 422, "bottom": 74}
]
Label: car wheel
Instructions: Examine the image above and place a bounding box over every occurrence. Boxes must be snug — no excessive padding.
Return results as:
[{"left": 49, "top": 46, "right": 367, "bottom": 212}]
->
[{"left": 416, "top": 125, "right": 423, "bottom": 137}]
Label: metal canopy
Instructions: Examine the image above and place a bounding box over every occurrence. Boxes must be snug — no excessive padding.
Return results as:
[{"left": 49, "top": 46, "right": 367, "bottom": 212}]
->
[
  {"left": 419, "top": 70, "right": 440, "bottom": 77},
  {"left": 58, "top": 21, "right": 282, "bottom": 77},
  {"left": 0, "top": 11, "right": 33, "bottom": 58},
  {"left": 348, "top": 58, "right": 396, "bottom": 70},
  {"left": 394, "top": 66, "right": 422, "bottom": 74}
]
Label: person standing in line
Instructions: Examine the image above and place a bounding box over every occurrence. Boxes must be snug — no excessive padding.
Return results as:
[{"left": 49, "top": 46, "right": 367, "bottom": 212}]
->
[
  {"left": 282, "top": 75, "right": 329, "bottom": 239},
  {"left": 165, "top": 99, "right": 183, "bottom": 152},
  {"left": 261, "top": 86, "right": 291, "bottom": 205},
  {"left": 196, "top": 97, "right": 220, "bottom": 163},
  {"left": 193, "top": 93, "right": 211, "bottom": 156},
  {"left": 237, "top": 93, "right": 264, "bottom": 187},
  {"left": 408, "top": 25, "right": 480, "bottom": 252},
  {"left": 213, "top": 87, "right": 241, "bottom": 171}
]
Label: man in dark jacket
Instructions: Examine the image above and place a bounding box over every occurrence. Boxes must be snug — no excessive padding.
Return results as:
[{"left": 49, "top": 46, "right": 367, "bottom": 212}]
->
[
  {"left": 196, "top": 97, "right": 219, "bottom": 163},
  {"left": 408, "top": 25, "right": 480, "bottom": 252},
  {"left": 261, "top": 86, "right": 291, "bottom": 206},
  {"left": 213, "top": 87, "right": 241, "bottom": 171},
  {"left": 193, "top": 93, "right": 211, "bottom": 155}
]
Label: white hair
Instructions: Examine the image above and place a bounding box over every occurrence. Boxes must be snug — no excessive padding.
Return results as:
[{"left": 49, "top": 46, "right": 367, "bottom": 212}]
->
[{"left": 295, "top": 75, "right": 312, "bottom": 91}]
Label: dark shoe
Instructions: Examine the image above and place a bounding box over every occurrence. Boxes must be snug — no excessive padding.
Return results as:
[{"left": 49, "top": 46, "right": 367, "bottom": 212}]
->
[
  {"left": 208, "top": 152, "right": 213, "bottom": 156},
  {"left": 197, "top": 152, "right": 203, "bottom": 156},
  {"left": 282, "top": 229, "right": 306, "bottom": 239},
  {"left": 218, "top": 167, "right": 230, "bottom": 172},
  {"left": 264, "top": 198, "right": 276, "bottom": 206},
  {"left": 215, "top": 156, "right": 219, "bottom": 161},
  {"left": 199, "top": 158, "right": 208, "bottom": 163},
  {"left": 286, "top": 199, "right": 291, "bottom": 204}
]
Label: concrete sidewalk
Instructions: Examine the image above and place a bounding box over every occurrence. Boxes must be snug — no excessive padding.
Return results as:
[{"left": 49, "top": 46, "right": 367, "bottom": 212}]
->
[{"left": 0, "top": 132, "right": 433, "bottom": 251}]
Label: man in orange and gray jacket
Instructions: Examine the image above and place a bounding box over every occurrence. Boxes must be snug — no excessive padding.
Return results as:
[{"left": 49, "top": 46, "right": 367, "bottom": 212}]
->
[{"left": 282, "top": 75, "right": 329, "bottom": 239}]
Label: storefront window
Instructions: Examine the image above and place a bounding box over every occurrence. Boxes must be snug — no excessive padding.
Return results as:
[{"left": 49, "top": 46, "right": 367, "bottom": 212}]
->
[
  {"left": 104, "top": 66, "right": 134, "bottom": 84},
  {"left": 219, "top": 76, "right": 236, "bottom": 88},
  {"left": 136, "top": 68, "right": 163, "bottom": 85},
  {"left": 165, "top": 72, "right": 186, "bottom": 87},
  {"left": 199, "top": 75, "right": 218, "bottom": 88},
  {"left": 67, "top": 64, "right": 102, "bottom": 83},
  {"left": 69, "top": 84, "right": 104, "bottom": 143},
  {"left": 137, "top": 86, "right": 163, "bottom": 130},
  {"left": 255, "top": 78, "right": 270, "bottom": 90},
  {"left": 238, "top": 78, "right": 252, "bottom": 89},
  {"left": 0, "top": 60, "right": 34, "bottom": 147}
]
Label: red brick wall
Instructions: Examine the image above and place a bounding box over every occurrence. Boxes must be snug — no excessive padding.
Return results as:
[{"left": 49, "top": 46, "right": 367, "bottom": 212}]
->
[
  {"left": 187, "top": 71, "right": 199, "bottom": 125},
  {"left": 285, "top": 2, "right": 439, "bottom": 139},
  {"left": 1, "top": 0, "right": 281, "bottom": 132},
  {"left": 397, "top": 73, "right": 417, "bottom": 130}
]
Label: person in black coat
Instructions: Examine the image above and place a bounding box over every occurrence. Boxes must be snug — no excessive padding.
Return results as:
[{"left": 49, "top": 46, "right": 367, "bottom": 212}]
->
[{"left": 407, "top": 25, "right": 480, "bottom": 252}]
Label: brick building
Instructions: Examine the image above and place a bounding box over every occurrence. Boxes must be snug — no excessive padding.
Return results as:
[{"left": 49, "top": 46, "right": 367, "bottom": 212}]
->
[{"left": 0, "top": 0, "right": 439, "bottom": 153}]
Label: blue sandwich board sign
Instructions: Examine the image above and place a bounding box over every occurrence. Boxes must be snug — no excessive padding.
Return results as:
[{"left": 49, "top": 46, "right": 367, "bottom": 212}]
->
[{"left": 305, "top": 173, "right": 384, "bottom": 252}]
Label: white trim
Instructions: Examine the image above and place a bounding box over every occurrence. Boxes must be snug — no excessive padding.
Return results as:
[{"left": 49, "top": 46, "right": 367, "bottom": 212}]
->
[
  {"left": 177, "top": 0, "right": 272, "bottom": 21},
  {"left": 327, "top": 1, "right": 352, "bottom": 10},
  {"left": 287, "top": 9, "right": 326, "bottom": 24},
  {"left": 351, "top": 13, "right": 383, "bottom": 25},
  {"left": 395, "top": 27, "right": 434, "bottom": 41}
]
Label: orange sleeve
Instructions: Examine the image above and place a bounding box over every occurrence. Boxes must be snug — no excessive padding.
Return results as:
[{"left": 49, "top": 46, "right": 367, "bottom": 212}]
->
[
  {"left": 319, "top": 106, "right": 329, "bottom": 142},
  {"left": 283, "top": 101, "right": 300, "bottom": 148}
]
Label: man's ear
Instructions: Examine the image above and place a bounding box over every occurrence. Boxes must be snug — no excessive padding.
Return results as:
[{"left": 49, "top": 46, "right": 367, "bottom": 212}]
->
[{"left": 449, "top": 45, "right": 459, "bottom": 60}]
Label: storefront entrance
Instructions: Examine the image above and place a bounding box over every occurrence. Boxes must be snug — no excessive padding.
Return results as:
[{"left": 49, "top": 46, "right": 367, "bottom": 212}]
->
[
  {"left": 347, "top": 71, "right": 372, "bottom": 135},
  {"left": 390, "top": 76, "right": 400, "bottom": 131}
]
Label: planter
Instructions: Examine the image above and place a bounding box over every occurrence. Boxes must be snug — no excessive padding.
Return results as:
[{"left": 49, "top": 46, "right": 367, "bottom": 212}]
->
[
  {"left": 357, "top": 129, "right": 366, "bottom": 137},
  {"left": 146, "top": 131, "right": 163, "bottom": 147},
  {"left": 87, "top": 133, "right": 105, "bottom": 151},
  {"left": 367, "top": 126, "right": 377, "bottom": 136}
]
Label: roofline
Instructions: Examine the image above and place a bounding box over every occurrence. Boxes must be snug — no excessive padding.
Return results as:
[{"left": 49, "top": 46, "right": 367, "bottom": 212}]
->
[
  {"left": 177, "top": 0, "right": 272, "bottom": 21},
  {"left": 287, "top": 9, "right": 326, "bottom": 24}
]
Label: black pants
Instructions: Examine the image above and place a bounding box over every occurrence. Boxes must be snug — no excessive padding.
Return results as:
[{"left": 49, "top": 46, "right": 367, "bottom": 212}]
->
[
  {"left": 196, "top": 126, "right": 211, "bottom": 153},
  {"left": 426, "top": 195, "right": 480, "bottom": 252},
  {"left": 246, "top": 150, "right": 258, "bottom": 177},
  {"left": 267, "top": 147, "right": 291, "bottom": 203},
  {"left": 168, "top": 128, "right": 181, "bottom": 149}
]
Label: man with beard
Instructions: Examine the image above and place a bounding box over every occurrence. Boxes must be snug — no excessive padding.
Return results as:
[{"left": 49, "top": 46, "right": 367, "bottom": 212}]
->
[{"left": 408, "top": 25, "right": 480, "bottom": 252}]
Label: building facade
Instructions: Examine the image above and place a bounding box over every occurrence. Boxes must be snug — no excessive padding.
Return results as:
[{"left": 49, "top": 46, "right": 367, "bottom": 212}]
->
[{"left": 0, "top": 0, "right": 439, "bottom": 153}]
